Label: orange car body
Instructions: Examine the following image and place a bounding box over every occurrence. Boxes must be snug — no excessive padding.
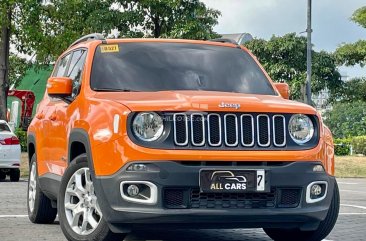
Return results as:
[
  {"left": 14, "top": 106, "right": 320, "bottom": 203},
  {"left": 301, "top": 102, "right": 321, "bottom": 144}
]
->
[
  {"left": 27, "top": 37, "right": 339, "bottom": 237},
  {"left": 28, "top": 38, "right": 335, "bottom": 179}
]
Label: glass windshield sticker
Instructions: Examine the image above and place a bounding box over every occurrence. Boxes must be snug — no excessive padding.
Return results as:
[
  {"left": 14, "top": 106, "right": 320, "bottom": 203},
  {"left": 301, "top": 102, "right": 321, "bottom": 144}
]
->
[{"left": 100, "top": 45, "right": 119, "bottom": 53}]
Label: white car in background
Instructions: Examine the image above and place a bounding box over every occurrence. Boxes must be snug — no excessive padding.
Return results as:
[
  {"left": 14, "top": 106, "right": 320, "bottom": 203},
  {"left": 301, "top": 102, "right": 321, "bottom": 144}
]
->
[{"left": 0, "top": 120, "right": 21, "bottom": 182}]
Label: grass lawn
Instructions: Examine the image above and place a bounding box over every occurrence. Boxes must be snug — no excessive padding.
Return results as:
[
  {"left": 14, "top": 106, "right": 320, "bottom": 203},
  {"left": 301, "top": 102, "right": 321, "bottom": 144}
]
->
[
  {"left": 20, "top": 153, "right": 366, "bottom": 179},
  {"left": 335, "top": 155, "right": 366, "bottom": 178}
]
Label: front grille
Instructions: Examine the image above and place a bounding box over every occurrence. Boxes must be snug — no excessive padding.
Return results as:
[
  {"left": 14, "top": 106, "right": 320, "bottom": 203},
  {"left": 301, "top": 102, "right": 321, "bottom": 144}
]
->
[
  {"left": 164, "top": 189, "right": 187, "bottom": 209},
  {"left": 277, "top": 188, "right": 302, "bottom": 208},
  {"left": 163, "top": 188, "right": 302, "bottom": 209},
  {"left": 173, "top": 113, "right": 287, "bottom": 148},
  {"left": 190, "top": 189, "right": 276, "bottom": 209}
]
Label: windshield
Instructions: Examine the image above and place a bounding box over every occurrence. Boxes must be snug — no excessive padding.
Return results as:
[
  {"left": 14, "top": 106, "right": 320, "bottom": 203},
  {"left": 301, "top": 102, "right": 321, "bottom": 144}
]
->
[{"left": 91, "top": 42, "right": 276, "bottom": 95}]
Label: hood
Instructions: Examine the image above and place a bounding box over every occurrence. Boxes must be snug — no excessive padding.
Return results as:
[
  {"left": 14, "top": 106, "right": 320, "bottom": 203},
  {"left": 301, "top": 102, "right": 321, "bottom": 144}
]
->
[{"left": 94, "top": 90, "right": 317, "bottom": 114}]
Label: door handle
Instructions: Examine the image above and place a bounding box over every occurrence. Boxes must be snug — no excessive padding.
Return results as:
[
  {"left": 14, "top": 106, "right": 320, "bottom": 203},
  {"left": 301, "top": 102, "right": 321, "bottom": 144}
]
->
[
  {"left": 49, "top": 114, "right": 57, "bottom": 121},
  {"left": 36, "top": 113, "right": 44, "bottom": 120}
]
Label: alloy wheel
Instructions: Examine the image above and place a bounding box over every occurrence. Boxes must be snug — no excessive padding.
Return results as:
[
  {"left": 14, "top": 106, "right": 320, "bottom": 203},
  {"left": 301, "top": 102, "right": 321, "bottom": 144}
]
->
[
  {"left": 64, "top": 167, "right": 102, "bottom": 235},
  {"left": 28, "top": 162, "right": 37, "bottom": 212}
]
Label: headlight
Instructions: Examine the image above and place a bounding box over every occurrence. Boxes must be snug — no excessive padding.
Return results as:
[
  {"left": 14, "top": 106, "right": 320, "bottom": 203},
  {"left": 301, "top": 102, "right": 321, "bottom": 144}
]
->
[
  {"left": 288, "top": 114, "right": 314, "bottom": 144},
  {"left": 132, "top": 112, "right": 164, "bottom": 141}
]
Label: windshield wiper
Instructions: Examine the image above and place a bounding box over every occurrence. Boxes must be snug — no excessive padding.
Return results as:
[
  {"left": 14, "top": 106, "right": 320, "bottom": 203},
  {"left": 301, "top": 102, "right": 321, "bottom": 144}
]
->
[{"left": 94, "top": 88, "right": 140, "bottom": 92}]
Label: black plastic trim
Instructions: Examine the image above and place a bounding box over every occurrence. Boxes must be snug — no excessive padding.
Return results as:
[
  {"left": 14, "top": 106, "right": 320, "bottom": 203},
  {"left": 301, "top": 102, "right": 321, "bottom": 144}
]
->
[{"left": 38, "top": 173, "right": 61, "bottom": 201}]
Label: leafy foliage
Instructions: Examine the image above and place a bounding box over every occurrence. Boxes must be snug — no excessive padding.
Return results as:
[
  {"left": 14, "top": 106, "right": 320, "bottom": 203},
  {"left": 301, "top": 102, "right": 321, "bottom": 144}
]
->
[
  {"left": 115, "top": 0, "right": 220, "bottom": 39},
  {"left": 9, "top": 55, "right": 30, "bottom": 88},
  {"left": 13, "top": 0, "right": 133, "bottom": 64},
  {"left": 244, "top": 33, "right": 343, "bottom": 100},
  {"left": 351, "top": 136, "right": 366, "bottom": 155},
  {"left": 324, "top": 101, "right": 366, "bottom": 138},
  {"left": 335, "top": 40, "right": 366, "bottom": 67},
  {"left": 339, "top": 77, "right": 366, "bottom": 102},
  {"left": 335, "top": 6, "right": 366, "bottom": 66},
  {"left": 12, "top": 0, "right": 220, "bottom": 64},
  {"left": 15, "top": 128, "right": 27, "bottom": 152},
  {"left": 334, "top": 138, "right": 351, "bottom": 156},
  {"left": 352, "top": 6, "right": 366, "bottom": 29}
]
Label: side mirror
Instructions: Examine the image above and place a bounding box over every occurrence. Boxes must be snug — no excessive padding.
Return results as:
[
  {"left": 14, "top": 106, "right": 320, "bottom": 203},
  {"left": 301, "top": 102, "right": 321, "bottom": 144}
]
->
[
  {"left": 274, "top": 83, "right": 290, "bottom": 99},
  {"left": 47, "top": 77, "right": 72, "bottom": 97}
]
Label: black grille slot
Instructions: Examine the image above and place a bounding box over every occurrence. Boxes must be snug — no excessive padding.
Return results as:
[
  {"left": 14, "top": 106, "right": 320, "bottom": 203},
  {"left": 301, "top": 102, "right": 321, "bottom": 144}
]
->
[
  {"left": 241, "top": 115, "right": 254, "bottom": 146},
  {"left": 208, "top": 114, "right": 221, "bottom": 146},
  {"left": 273, "top": 116, "right": 286, "bottom": 146},
  {"left": 190, "top": 189, "right": 276, "bottom": 209},
  {"left": 224, "top": 115, "right": 238, "bottom": 146},
  {"left": 174, "top": 114, "right": 188, "bottom": 145},
  {"left": 278, "top": 188, "right": 301, "bottom": 208},
  {"left": 164, "top": 189, "right": 187, "bottom": 209},
  {"left": 191, "top": 114, "right": 205, "bottom": 146},
  {"left": 257, "top": 115, "right": 270, "bottom": 146}
]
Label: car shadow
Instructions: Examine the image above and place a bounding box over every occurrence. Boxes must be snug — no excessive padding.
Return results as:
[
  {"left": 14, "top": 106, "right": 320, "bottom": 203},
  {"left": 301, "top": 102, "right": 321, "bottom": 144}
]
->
[{"left": 125, "top": 228, "right": 271, "bottom": 241}]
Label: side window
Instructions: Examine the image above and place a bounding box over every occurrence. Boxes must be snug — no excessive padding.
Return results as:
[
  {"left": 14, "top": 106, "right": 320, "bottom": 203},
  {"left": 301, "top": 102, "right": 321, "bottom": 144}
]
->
[
  {"left": 67, "top": 50, "right": 87, "bottom": 98},
  {"left": 54, "top": 54, "right": 71, "bottom": 77}
]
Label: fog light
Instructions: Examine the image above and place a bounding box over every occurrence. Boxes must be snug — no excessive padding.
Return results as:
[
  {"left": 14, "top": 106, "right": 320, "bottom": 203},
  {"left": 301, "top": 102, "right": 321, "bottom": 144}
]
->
[
  {"left": 127, "top": 164, "right": 147, "bottom": 172},
  {"left": 120, "top": 181, "right": 158, "bottom": 205},
  {"left": 127, "top": 184, "right": 140, "bottom": 197},
  {"left": 306, "top": 181, "right": 328, "bottom": 203},
  {"left": 313, "top": 165, "right": 324, "bottom": 172},
  {"left": 310, "top": 184, "right": 322, "bottom": 196}
]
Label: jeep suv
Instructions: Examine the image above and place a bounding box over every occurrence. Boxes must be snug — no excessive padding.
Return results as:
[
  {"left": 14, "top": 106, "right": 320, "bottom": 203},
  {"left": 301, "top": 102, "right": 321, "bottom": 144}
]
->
[{"left": 27, "top": 34, "right": 339, "bottom": 241}]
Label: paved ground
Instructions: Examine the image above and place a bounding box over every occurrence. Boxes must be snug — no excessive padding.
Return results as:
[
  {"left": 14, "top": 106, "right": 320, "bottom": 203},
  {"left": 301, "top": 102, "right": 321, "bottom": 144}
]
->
[{"left": 0, "top": 178, "right": 365, "bottom": 241}]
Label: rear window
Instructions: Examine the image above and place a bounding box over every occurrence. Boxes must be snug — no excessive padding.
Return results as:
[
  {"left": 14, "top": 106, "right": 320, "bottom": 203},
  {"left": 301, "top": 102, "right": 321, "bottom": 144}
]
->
[
  {"left": 91, "top": 42, "right": 276, "bottom": 95},
  {"left": 0, "top": 123, "right": 10, "bottom": 132}
]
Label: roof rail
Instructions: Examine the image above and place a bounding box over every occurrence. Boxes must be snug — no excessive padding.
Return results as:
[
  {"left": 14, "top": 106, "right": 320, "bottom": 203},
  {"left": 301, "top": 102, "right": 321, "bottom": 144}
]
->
[
  {"left": 68, "top": 33, "right": 106, "bottom": 49},
  {"left": 209, "top": 38, "right": 239, "bottom": 46}
]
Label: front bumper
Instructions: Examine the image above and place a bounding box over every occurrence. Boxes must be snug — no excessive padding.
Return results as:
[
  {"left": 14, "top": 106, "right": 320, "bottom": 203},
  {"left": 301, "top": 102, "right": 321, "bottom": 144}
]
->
[{"left": 92, "top": 161, "right": 336, "bottom": 233}]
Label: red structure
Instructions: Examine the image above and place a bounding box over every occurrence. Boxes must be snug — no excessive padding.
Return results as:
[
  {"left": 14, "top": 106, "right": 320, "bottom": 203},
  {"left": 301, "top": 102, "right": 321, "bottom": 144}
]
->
[{"left": 7, "top": 90, "right": 35, "bottom": 130}]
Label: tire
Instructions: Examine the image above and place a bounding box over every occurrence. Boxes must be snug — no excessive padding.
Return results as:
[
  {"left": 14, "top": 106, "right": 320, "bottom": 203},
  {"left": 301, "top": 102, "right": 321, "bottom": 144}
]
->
[
  {"left": 28, "top": 154, "right": 58, "bottom": 224},
  {"left": 0, "top": 171, "right": 6, "bottom": 181},
  {"left": 10, "top": 169, "right": 20, "bottom": 182},
  {"left": 58, "top": 154, "right": 126, "bottom": 241},
  {"left": 264, "top": 180, "right": 340, "bottom": 241}
]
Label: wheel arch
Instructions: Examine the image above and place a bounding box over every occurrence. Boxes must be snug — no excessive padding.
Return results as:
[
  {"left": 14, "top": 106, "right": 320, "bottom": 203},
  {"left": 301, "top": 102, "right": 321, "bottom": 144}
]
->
[
  {"left": 27, "top": 133, "right": 36, "bottom": 166},
  {"left": 68, "top": 129, "right": 95, "bottom": 175}
]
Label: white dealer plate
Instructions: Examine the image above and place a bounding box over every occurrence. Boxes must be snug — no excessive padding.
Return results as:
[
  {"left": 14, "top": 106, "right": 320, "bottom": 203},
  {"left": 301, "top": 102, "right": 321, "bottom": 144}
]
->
[{"left": 199, "top": 169, "right": 266, "bottom": 193}]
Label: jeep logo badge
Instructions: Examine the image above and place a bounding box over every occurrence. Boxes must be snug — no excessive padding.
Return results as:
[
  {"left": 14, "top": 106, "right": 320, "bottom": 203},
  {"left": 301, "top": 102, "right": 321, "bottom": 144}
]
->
[{"left": 218, "top": 102, "right": 241, "bottom": 109}]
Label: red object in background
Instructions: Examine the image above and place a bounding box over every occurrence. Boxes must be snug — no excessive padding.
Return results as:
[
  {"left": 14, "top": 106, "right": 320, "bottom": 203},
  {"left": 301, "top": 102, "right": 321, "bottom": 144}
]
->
[
  {"left": 7, "top": 90, "right": 36, "bottom": 130},
  {"left": 0, "top": 136, "right": 20, "bottom": 145}
]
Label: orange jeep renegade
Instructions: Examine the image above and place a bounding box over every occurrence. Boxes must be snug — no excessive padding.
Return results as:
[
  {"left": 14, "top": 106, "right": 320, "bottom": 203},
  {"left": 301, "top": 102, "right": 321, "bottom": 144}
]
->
[{"left": 27, "top": 34, "right": 339, "bottom": 241}]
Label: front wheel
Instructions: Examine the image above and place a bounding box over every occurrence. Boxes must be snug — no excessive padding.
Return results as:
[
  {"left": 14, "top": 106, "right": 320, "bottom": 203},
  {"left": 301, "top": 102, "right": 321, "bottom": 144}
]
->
[
  {"left": 58, "top": 154, "right": 126, "bottom": 241},
  {"left": 264, "top": 180, "right": 340, "bottom": 241}
]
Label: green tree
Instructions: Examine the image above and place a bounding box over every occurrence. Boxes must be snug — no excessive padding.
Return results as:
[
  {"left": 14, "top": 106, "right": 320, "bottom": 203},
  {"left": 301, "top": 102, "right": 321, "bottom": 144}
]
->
[
  {"left": 335, "top": 6, "right": 366, "bottom": 66},
  {"left": 0, "top": 0, "right": 220, "bottom": 119},
  {"left": 339, "top": 77, "right": 366, "bottom": 102},
  {"left": 324, "top": 101, "right": 366, "bottom": 138},
  {"left": 0, "top": 0, "right": 13, "bottom": 120},
  {"left": 115, "top": 0, "right": 221, "bottom": 39},
  {"left": 13, "top": 0, "right": 132, "bottom": 64},
  {"left": 244, "top": 33, "right": 343, "bottom": 101}
]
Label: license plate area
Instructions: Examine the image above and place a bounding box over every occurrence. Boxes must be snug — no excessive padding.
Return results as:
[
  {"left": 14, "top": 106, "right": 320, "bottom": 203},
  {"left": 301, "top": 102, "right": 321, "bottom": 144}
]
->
[{"left": 199, "top": 169, "right": 266, "bottom": 193}]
